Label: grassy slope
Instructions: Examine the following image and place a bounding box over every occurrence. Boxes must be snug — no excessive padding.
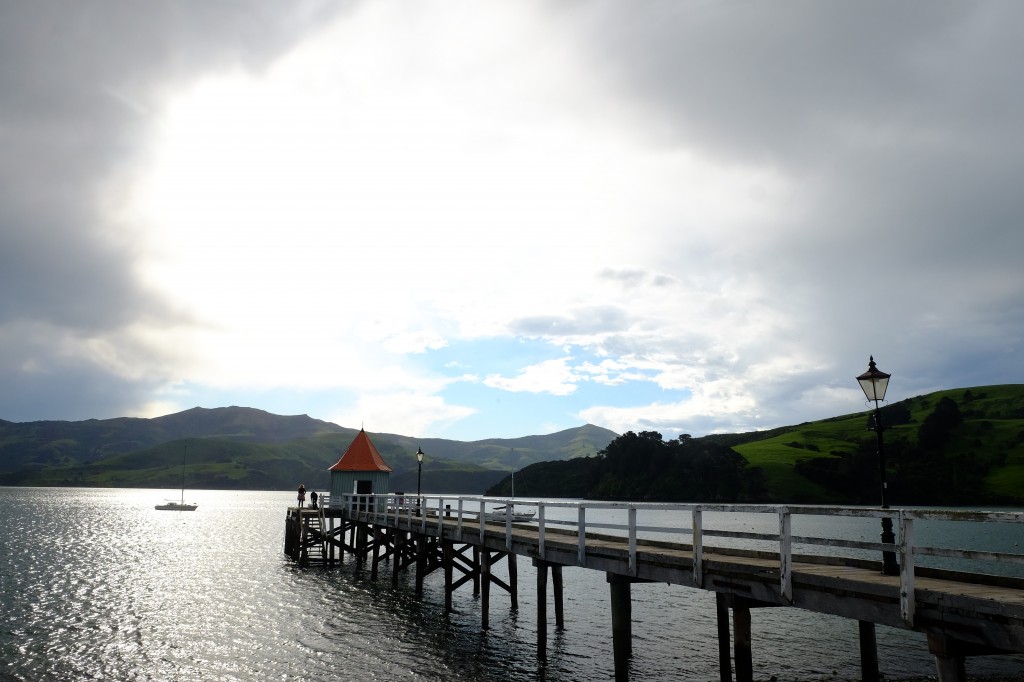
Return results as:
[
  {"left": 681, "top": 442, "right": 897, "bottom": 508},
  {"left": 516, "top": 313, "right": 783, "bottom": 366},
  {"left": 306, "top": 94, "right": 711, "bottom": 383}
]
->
[{"left": 735, "top": 385, "right": 1024, "bottom": 503}]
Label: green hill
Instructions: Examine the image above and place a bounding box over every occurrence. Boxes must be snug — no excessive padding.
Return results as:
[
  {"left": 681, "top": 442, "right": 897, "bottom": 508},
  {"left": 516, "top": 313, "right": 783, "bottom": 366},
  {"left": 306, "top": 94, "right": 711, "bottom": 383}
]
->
[
  {"left": 489, "top": 385, "right": 1024, "bottom": 506},
  {"left": 0, "top": 407, "right": 617, "bottom": 493},
  {"left": 728, "top": 384, "right": 1024, "bottom": 504}
]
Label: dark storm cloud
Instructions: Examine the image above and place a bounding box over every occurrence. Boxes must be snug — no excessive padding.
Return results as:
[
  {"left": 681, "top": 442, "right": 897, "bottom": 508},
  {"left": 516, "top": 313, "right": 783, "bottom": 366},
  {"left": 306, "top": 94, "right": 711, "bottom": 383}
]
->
[
  {"left": 569, "top": 1, "right": 1024, "bottom": 396},
  {"left": 0, "top": 1, "right": 341, "bottom": 419}
]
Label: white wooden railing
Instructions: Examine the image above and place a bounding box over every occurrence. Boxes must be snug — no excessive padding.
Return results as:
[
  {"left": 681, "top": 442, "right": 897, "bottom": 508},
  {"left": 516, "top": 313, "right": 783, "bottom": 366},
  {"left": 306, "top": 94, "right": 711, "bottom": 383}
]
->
[{"left": 322, "top": 494, "right": 1024, "bottom": 627}]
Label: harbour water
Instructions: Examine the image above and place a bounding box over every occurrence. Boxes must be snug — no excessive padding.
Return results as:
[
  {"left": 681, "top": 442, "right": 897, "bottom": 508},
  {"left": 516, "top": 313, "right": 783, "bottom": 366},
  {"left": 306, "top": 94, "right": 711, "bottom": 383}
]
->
[{"left": 2, "top": 487, "right": 1024, "bottom": 681}]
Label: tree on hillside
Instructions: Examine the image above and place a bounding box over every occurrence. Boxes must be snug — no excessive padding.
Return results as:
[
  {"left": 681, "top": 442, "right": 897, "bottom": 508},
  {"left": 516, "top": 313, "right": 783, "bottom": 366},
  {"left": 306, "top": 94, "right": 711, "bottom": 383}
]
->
[
  {"left": 917, "top": 397, "right": 963, "bottom": 453},
  {"left": 589, "top": 431, "right": 764, "bottom": 502}
]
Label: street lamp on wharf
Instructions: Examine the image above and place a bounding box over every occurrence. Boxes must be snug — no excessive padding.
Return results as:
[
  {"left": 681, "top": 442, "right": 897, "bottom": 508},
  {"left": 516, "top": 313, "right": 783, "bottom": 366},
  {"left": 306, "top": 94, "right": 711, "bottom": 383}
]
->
[
  {"left": 416, "top": 446, "right": 425, "bottom": 501},
  {"left": 856, "top": 355, "right": 900, "bottom": 576}
]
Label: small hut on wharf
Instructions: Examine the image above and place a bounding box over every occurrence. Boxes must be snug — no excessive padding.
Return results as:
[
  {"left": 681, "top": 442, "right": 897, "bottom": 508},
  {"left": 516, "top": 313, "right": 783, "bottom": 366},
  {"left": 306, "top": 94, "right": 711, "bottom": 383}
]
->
[{"left": 328, "top": 429, "right": 393, "bottom": 512}]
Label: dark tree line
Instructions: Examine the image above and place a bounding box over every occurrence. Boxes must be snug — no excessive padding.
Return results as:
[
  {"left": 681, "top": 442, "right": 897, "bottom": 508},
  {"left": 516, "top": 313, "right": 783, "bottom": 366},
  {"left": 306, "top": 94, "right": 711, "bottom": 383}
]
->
[{"left": 494, "top": 430, "right": 766, "bottom": 502}]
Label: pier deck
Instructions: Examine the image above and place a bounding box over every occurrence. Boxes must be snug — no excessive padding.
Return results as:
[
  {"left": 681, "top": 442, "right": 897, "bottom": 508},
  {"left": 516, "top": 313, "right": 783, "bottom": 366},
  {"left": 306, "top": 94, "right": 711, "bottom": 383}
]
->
[{"left": 285, "top": 497, "right": 1024, "bottom": 681}]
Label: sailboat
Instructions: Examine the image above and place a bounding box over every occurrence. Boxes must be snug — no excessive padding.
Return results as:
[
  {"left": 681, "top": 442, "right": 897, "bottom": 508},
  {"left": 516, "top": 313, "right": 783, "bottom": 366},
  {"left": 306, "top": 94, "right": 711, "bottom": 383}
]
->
[
  {"left": 487, "top": 450, "right": 534, "bottom": 522},
  {"left": 155, "top": 444, "right": 198, "bottom": 511}
]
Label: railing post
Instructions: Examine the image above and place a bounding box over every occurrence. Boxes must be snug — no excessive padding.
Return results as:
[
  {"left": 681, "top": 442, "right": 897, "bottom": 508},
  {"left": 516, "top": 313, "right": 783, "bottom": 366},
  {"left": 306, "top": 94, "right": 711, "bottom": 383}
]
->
[
  {"left": 779, "top": 507, "right": 793, "bottom": 603},
  {"left": 538, "top": 503, "right": 546, "bottom": 560},
  {"left": 900, "top": 512, "right": 916, "bottom": 626},
  {"left": 692, "top": 507, "right": 703, "bottom": 588},
  {"left": 506, "top": 506, "right": 513, "bottom": 550},
  {"left": 578, "top": 505, "right": 587, "bottom": 566},
  {"left": 626, "top": 503, "right": 634, "bottom": 573},
  {"left": 437, "top": 497, "right": 444, "bottom": 534},
  {"left": 457, "top": 499, "right": 464, "bottom": 539},
  {"left": 479, "top": 499, "right": 486, "bottom": 543}
]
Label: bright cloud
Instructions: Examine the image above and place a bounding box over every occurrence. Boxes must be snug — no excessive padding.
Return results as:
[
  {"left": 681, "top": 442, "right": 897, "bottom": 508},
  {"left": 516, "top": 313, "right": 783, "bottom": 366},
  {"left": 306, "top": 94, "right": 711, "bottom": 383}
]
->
[{"left": 483, "top": 357, "right": 580, "bottom": 396}]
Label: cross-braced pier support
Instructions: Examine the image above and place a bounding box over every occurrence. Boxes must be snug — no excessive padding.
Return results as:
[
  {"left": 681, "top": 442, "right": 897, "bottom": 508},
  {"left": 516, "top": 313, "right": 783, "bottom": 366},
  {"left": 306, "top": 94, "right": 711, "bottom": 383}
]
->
[{"left": 534, "top": 559, "right": 566, "bottom": 660}]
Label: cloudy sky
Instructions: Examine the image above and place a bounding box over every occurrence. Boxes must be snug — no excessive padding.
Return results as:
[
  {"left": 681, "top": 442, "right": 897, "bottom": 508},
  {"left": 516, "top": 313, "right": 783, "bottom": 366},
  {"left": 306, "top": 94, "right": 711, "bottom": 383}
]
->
[{"left": 2, "top": 1, "right": 1021, "bottom": 441}]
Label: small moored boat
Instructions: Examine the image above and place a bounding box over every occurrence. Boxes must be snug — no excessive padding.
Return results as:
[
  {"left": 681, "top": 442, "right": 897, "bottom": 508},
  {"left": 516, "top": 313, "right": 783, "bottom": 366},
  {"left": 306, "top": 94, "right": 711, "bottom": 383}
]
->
[
  {"left": 156, "top": 444, "right": 197, "bottom": 511},
  {"left": 487, "top": 450, "right": 534, "bottom": 522},
  {"left": 486, "top": 504, "right": 535, "bottom": 523}
]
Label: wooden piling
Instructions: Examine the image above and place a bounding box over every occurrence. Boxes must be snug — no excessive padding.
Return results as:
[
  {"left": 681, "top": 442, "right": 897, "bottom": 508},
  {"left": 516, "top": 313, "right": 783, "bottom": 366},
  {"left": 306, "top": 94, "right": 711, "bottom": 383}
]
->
[
  {"left": 859, "top": 621, "right": 879, "bottom": 682},
  {"left": 370, "top": 526, "right": 381, "bottom": 580},
  {"left": 473, "top": 546, "right": 480, "bottom": 596},
  {"left": 716, "top": 593, "right": 732, "bottom": 682},
  {"left": 392, "top": 530, "right": 404, "bottom": 587},
  {"left": 928, "top": 634, "right": 968, "bottom": 682},
  {"left": 608, "top": 573, "right": 632, "bottom": 682},
  {"left": 552, "top": 563, "right": 564, "bottom": 628},
  {"left": 284, "top": 511, "right": 297, "bottom": 557},
  {"left": 415, "top": 536, "right": 427, "bottom": 598},
  {"left": 481, "top": 549, "right": 492, "bottom": 630},
  {"left": 732, "top": 600, "right": 753, "bottom": 682},
  {"left": 508, "top": 553, "right": 519, "bottom": 611},
  {"left": 536, "top": 560, "right": 549, "bottom": 660},
  {"left": 443, "top": 541, "right": 454, "bottom": 614}
]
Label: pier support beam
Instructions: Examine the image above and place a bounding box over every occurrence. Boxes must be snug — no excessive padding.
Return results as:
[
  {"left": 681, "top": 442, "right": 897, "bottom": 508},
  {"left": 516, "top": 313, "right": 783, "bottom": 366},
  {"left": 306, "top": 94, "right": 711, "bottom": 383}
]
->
[
  {"left": 858, "top": 621, "right": 879, "bottom": 682},
  {"left": 552, "top": 564, "right": 564, "bottom": 628},
  {"left": 370, "top": 526, "right": 382, "bottom": 580},
  {"left": 472, "top": 547, "right": 480, "bottom": 595},
  {"left": 481, "top": 549, "right": 491, "bottom": 630},
  {"left": 508, "top": 553, "right": 519, "bottom": 611},
  {"left": 415, "top": 536, "right": 427, "bottom": 598},
  {"left": 608, "top": 573, "right": 632, "bottom": 682},
  {"left": 714, "top": 594, "right": 758, "bottom": 682},
  {"left": 716, "top": 593, "right": 732, "bottom": 682},
  {"left": 732, "top": 599, "right": 752, "bottom": 682},
  {"left": 537, "top": 559, "right": 548, "bottom": 660},
  {"left": 928, "top": 634, "right": 967, "bottom": 682},
  {"left": 443, "top": 541, "right": 454, "bottom": 614},
  {"left": 534, "top": 559, "right": 567, "bottom": 661},
  {"left": 392, "top": 530, "right": 406, "bottom": 587}
]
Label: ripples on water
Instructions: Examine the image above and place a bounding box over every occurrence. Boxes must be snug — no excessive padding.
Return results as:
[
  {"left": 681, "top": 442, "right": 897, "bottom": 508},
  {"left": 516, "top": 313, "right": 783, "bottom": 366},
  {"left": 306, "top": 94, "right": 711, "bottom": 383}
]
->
[{"left": 2, "top": 488, "right": 1023, "bottom": 681}]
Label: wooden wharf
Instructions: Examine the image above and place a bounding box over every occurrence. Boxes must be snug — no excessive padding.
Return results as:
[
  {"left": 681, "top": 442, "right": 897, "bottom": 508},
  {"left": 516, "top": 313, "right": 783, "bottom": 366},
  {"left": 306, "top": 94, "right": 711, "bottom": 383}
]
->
[{"left": 284, "top": 496, "right": 1024, "bottom": 682}]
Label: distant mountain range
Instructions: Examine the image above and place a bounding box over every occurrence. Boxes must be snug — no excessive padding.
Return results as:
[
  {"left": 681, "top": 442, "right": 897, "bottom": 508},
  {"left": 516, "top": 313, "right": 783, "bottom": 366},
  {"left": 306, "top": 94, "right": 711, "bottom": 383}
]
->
[
  {"left": 4, "top": 384, "right": 1022, "bottom": 505},
  {"left": 0, "top": 407, "right": 618, "bottom": 493}
]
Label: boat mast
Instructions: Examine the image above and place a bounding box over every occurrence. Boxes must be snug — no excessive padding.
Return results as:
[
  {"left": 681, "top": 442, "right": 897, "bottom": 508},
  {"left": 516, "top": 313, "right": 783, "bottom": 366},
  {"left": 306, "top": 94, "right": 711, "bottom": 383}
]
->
[{"left": 180, "top": 444, "right": 188, "bottom": 504}]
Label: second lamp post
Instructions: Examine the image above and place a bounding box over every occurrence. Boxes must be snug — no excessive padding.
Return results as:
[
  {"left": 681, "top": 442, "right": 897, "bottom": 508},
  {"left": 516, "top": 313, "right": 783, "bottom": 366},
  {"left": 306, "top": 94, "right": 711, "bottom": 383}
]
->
[{"left": 416, "top": 446, "right": 424, "bottom": 501}]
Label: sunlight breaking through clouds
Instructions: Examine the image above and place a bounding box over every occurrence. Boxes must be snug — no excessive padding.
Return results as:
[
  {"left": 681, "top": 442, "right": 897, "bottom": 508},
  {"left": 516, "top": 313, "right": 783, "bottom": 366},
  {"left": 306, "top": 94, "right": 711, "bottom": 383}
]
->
[{"left": 2, "top": 1, "right": 1022, "bottom": 439}]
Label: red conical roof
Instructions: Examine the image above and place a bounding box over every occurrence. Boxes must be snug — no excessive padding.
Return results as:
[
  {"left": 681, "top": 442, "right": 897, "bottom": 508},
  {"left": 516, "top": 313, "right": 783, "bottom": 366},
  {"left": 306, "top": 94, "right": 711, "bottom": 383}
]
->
[{"left": 328, "top": 429, "right": 393, "bottom": 473}]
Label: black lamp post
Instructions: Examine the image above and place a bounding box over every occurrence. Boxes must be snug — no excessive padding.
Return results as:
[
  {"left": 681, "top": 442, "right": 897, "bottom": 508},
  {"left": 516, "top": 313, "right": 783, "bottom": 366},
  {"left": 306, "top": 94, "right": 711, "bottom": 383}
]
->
[
  {"left": 416, "top": 446, "right": 424, "bottom": 500},
  {"left": 856, "top": 355, "right": 900, "bottom": 576}
]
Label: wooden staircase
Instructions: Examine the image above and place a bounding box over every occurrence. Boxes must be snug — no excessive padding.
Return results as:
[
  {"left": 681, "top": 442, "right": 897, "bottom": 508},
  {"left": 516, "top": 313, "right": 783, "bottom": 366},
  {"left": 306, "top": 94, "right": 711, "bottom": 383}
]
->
[{"left": 299, "top": 507, "right": 328, "bottom": 566}]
